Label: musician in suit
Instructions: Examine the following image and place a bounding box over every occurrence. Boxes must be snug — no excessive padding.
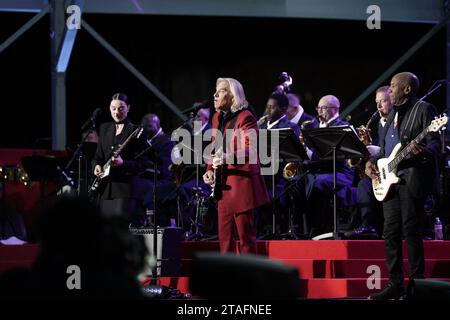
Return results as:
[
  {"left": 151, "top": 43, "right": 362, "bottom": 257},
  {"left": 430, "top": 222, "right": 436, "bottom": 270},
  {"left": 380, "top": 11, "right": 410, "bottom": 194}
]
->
[
  {"left": 259, "top": 93, "right": 301, "bottom": 137},
  {"left": 137, "top": 113, "right": 180, "bottom": 228},
  {"left": 365, "top": 72, "right": 441, "bottom": 300},
  {"left": 258, "top": 93, "right": 300, "bottom": 236},
  {"left": 92, "top": 93, "right": 149, "bottom": 226},
  {"left": 286, "top": 93, "right": 314, "bottom": 128},
  {"left": 344, "top": 86, "right": 392, "bottom": 239},
  {"left": 203, "top": 78, "right": 269, "bottom": 254},
  {"left": 290, "top": 95, "right": 355, "bottom": 236}
]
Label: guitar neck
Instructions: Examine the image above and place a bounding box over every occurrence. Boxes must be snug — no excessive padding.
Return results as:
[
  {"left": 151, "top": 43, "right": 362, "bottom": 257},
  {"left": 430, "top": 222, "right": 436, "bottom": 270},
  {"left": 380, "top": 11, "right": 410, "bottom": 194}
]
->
[
  {"left": 104, "top": 126, "right": 140, "bottom": 169},
  {"left": 388, "top": 126, "right": 429, "bottom": 171}
]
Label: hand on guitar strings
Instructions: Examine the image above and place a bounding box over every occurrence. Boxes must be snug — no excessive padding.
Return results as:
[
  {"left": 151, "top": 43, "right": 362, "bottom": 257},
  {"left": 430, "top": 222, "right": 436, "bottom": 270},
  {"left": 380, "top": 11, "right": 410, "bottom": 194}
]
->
[
  {"left": 364, "top": 160, "right": 379, "bottom": 180},
  {"left": 203, "top": 170, "right": 214, "bottom": 186},
  {"left": 409, "top": 140, "right": 424, "bottom": 155},
  {"left": 94, "top": 165, "right": 104, "bottom": 177}
]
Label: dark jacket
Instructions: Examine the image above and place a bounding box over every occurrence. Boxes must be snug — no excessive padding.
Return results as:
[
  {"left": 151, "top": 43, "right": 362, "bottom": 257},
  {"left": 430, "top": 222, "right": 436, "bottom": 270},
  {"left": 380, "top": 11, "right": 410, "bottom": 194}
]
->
[
  {"left": 372, "top": 97, "right": 441, "bottom": 197},
  {"left": 92, "top": 121, "right": 149, "bottom": 200},
  {"left": 296, "top": 111, "right": 315, "bottom": 128}
]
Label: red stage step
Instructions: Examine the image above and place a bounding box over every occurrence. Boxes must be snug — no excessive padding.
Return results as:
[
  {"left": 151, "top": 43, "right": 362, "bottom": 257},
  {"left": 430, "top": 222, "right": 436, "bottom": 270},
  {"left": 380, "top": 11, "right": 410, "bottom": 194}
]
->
[{"left": 2, "top": 240, "right": 450, "bottom": 298}]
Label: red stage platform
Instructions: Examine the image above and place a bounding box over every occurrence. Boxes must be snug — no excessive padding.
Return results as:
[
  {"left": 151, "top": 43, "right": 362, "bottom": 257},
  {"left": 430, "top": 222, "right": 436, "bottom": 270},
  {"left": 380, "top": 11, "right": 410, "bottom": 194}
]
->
[{"left": 2, "top": 240, "right": 450, "bottom": 299}]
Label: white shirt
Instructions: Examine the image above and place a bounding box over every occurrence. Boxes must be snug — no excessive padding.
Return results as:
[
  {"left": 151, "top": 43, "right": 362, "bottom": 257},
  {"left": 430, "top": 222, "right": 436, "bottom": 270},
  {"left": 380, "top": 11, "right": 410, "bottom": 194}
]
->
[
  {"left": 267, "top": 114, "right": 287, "bottom": 129},
  {"left": 290, "top": 106, "right": 305, "bottom": 124},
  {"left": 319, "top": 114, "right": 339, "bottom": 128},
  {"left": 380, "top": 117, "right": 388, "bottom": 127}
]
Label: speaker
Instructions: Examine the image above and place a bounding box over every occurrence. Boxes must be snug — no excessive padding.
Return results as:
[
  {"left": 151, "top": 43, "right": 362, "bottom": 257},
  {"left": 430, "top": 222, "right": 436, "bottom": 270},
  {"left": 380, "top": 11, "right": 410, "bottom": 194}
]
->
[
  {"left": 407, "top": 279, "right": 450, "bottom": 300},
  {"left": 131, "top": 227, "right": 182, "bottom": 277},
  {"left": 189, "top": 252, "right": 300, "bottom": 300}
]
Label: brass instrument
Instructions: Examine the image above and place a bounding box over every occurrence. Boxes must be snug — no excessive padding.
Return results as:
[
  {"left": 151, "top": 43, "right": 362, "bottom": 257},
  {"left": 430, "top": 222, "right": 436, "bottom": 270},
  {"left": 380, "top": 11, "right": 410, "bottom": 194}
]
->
[
  {"left": 282, "top": 117, "right": 318, "bottom": 180},
  {"left": 347, "top": 111, "right": 380, "bottom": 168},
  {"left": 298, "top": 117, "right": 317, "bottom": 147},
  {"left": 282, "top": 161, "right": 303, "bottom": 180}
]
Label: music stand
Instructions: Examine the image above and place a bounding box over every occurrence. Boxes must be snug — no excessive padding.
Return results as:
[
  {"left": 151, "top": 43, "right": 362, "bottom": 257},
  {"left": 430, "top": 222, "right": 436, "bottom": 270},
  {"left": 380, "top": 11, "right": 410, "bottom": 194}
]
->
[
  {"left": 302, "top": 125, "right": 369, "bottom": 240},
  {"left": 260, "top": 128, "right": 307, "bottom": 239},
  {"left": 21, "top": 155, "right": 67, "bottom": 198}
]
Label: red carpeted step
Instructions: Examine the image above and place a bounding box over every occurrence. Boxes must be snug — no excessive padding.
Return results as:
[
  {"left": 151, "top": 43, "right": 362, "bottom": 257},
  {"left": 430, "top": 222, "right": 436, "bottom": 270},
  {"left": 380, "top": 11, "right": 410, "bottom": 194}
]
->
[
  {"left": 0, "top": 244, "right": 40, "bottom": 273},
  {"left": 303, "top": 278, "right": 450, "bottom": 299},
  {"left": 181, "top": 240, "right": 450, "bottom": 259},
  {"left": 179, "top": 258, "right": 450, "bottom": 278},
  {"left": 0, "top": 244, "right": 40, "bottom": 260},
  {"left": 280, "top": 258, "right": 450, "bottom": 279}
]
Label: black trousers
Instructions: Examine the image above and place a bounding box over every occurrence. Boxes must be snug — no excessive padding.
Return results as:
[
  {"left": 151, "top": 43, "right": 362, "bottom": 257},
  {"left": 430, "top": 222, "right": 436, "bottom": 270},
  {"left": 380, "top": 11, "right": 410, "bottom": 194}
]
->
[
  {"left": 356, "top": 177, "right": 383, "bottom": 231},
  {"left": 382, "top": 183, "right": 425, "bottom": 286}
]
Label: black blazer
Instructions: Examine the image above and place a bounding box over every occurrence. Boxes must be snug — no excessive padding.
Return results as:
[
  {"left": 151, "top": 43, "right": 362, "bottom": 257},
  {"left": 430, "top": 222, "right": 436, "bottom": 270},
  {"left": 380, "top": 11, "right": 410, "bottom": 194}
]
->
[
  {"left": 373, "top": 98, "right": 441, "bottom": 197},
  {"left": 92, "top": 120, "right": 149, "bottom": 200}
]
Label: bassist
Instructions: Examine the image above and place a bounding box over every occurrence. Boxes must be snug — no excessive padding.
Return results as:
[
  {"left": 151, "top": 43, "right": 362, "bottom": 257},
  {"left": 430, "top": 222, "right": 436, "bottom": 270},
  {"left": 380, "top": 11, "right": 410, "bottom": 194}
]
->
[{"left": 365, "top": 73, "right": 441, "bottom": 300}]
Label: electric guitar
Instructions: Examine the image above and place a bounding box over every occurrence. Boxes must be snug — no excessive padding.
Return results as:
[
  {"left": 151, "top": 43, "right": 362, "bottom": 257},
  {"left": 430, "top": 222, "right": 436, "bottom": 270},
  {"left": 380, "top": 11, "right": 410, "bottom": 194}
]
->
[
  {"left": 372, "top": 115, "right": 447, "bottom": 201},
  {"left": 88, "top": 125, "right": 143, "bottom": 196}
]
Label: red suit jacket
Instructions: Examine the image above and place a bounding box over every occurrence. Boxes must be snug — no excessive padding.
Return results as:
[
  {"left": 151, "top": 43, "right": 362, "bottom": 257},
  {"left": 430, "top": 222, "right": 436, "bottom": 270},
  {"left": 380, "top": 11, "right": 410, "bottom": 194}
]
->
[{"left": 207, "top": 109, "right": 269, "bottom": 213}]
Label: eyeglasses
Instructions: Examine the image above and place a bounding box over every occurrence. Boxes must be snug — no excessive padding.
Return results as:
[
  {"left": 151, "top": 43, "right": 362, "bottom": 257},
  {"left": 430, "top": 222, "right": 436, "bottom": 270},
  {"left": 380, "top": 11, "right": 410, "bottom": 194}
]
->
[{"left": 315, "top": 106, "right": 337, "bottom": 111}]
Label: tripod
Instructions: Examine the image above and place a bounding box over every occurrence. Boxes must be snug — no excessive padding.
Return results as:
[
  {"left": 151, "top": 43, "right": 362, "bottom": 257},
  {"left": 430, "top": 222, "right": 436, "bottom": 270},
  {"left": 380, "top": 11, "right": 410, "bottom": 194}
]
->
[{"left": 186, "top": 186, "right": 210, "bottom": 240}]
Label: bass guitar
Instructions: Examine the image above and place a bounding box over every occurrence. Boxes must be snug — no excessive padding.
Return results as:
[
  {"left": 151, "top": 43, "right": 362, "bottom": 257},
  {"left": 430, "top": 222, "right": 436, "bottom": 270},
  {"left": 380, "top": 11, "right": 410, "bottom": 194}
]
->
[{"left": 372, "top": 115, "right": 447, "bottom": 201}]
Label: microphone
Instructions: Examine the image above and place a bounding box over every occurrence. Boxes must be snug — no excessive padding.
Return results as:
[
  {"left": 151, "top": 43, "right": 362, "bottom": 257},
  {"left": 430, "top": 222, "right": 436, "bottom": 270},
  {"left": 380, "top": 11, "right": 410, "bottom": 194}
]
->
[
  {"left": 437, "top": 79, "right": 450, "bottom": 84},
  {"left": 182, "top": 100, "right": 213, "bottom": 114},
  {"left": 81, "top": 108, "right": 102, "bottom": 132}
]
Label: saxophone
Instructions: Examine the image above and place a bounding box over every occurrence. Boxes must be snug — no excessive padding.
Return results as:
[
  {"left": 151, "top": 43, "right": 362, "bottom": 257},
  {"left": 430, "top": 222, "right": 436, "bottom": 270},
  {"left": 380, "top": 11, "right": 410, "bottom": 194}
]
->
[
  {"left": 282, "top": 116, "right": 317, "bottom": 180},
  {"left": 348, "top": 111, "right": 379, "bottom": 168}
]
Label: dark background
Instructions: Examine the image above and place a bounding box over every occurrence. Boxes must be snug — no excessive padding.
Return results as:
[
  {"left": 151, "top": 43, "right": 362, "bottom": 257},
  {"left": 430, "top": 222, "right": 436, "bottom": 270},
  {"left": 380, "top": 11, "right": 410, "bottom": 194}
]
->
[{"left": 0, "top": 12, "right": 446, "bottom": 149}]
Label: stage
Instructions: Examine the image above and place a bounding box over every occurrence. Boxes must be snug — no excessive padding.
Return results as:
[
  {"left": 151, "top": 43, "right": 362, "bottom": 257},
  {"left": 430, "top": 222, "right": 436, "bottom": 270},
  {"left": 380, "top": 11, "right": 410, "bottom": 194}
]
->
[{"left": 2, "top": 240, "right": 450, "bottom": 299}]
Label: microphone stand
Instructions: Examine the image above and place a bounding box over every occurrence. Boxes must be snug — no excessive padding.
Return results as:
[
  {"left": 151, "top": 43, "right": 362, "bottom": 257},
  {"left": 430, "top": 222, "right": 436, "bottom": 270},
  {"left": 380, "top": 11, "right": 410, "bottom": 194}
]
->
[
  {"left": 139, "top": 122, "right": 193, "bottom": 299},
  {"left": 65, "top": 127, "right": 96, "bottom": 197},
  {"left": 418, "top": 80, "right": 447, "bottom": 228}
]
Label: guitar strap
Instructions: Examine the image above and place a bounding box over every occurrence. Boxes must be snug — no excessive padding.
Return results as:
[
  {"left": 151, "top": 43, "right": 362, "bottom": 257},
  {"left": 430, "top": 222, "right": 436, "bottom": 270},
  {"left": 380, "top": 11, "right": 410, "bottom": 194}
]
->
[{"left": 401, "top": 100, "right": 423, "bottom": 143}]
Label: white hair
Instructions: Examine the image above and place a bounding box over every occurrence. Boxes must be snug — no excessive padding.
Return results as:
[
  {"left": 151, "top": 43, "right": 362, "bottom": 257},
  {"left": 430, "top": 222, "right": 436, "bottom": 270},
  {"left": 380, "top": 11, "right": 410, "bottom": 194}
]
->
[{"left": 216, "top": 78, "right": 249, "bottom": 113}]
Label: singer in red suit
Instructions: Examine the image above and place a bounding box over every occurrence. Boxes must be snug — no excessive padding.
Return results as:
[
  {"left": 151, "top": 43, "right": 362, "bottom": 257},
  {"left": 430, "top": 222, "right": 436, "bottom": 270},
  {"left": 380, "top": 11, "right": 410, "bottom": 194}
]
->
[{"left": 203, "top": 78, "right": 269, "bottom": 254}]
